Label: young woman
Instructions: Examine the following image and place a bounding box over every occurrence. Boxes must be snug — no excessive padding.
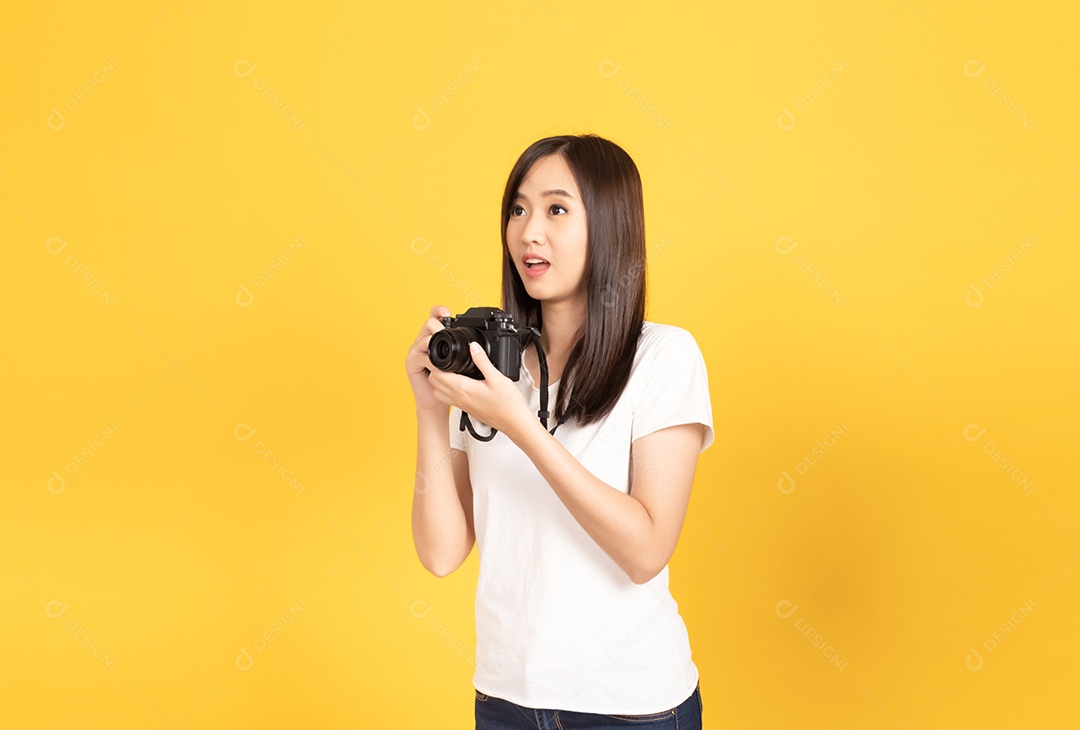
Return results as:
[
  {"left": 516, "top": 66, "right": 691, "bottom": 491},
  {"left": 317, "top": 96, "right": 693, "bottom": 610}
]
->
[{"left": 406, "top": 134, "right": 714, "bottom": 729}]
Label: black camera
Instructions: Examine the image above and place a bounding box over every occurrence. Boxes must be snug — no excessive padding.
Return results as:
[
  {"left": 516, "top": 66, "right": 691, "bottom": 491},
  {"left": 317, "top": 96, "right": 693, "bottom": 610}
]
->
[{"left": 427, "top": 307, "right": 528, "bottom": 380}]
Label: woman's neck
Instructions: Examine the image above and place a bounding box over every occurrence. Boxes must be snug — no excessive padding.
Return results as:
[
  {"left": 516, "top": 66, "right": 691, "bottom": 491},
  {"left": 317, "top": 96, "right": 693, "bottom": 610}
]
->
[{"left": 539, "top": 299, "right": 585, "bottom": 362}]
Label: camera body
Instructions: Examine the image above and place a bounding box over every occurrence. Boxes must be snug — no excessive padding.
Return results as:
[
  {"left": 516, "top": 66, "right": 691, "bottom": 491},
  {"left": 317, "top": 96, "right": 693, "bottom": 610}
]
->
[{"left": 427, "top": 307, "right": 526, "bottom": 380}]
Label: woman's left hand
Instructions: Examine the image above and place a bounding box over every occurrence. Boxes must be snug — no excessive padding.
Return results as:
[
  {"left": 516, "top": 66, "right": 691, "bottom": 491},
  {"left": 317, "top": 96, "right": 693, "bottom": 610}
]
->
[{"left": 428, "top": 342, "right": 534, "bottom": 440}]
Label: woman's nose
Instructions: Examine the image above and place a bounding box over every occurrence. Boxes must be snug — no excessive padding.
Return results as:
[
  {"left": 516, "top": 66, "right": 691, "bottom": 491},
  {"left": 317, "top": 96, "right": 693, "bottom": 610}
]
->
[{"left": 522, "top": 214, "right": 545, "bottom": 244}]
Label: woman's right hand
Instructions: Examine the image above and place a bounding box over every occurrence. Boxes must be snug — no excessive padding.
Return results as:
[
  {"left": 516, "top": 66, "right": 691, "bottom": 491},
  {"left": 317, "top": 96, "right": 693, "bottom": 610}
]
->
[{"left": 406, "top": 305, "right": 453, "bottom": 412}]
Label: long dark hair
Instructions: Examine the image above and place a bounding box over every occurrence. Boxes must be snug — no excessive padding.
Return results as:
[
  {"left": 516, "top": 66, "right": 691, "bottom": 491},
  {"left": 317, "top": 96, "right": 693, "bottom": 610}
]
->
[{"left": 500, "top": 134, "right": 647, "bottom": 428}]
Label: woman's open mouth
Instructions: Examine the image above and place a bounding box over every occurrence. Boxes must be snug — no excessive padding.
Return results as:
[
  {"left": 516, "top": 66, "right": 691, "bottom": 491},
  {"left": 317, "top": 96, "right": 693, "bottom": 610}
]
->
[{"left": 523, "top": 256, "right": 550, "bottom": 278}]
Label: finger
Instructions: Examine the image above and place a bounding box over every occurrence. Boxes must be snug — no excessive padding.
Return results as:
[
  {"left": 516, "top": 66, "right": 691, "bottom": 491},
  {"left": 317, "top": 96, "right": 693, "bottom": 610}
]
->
[
  {"left": 429, "top": 366, "right": 469, "bottom": 396},
  {"left": 421, "top": 306, "right": 451, "bottom": 336},
  {"left": 409, "top": 335, "right": 434, "bottom": 364},
  {"left": 429, "top": 373, "right": 464, "bottom": 408},
  {"left": 426, "top": 366, "right": 449, "bottom": 387},
  {"left": 468, "top": 342, "right": 499, "bottom": 378},
  {"left": 430, "top": 305, "right": 452, "bottom": 328}
]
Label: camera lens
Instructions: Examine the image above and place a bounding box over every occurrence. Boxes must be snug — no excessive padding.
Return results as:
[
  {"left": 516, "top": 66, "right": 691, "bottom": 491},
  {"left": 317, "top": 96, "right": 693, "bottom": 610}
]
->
[
  {"left": 432, "top": 338, "right": 452, "bottom": 363},
  {"left": 428, "top": 328, "right": 484, "bottom": 377}
]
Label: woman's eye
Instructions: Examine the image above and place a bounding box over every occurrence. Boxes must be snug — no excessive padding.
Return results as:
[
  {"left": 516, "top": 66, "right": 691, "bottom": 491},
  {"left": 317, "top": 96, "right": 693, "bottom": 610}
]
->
[
  {"left": 510, "top": 204, "right": 526, "bottom": 217},
  {"left": 549, "top": 204, "right": 567, "bottom": 215}
]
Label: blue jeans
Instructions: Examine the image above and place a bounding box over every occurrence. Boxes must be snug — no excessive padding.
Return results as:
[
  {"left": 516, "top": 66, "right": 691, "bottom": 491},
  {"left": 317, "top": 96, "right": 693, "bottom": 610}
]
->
[{"left": 475, "top": 682, "right": 702, "bottom": 729}]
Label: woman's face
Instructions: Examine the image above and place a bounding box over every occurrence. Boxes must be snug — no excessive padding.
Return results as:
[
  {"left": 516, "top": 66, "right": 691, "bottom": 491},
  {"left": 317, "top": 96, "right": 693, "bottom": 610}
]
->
[{"left": 506, "top": 154, "right": 588, "bottom": 309}]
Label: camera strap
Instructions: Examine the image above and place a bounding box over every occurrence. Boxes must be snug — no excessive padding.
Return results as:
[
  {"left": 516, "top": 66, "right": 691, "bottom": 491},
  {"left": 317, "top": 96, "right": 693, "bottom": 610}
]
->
[
  {"left": 529, "top": 327, "right": 551, "bottom": 428},
  {"left": 459, "top": 326, "right": 565, "bottom": 442}
]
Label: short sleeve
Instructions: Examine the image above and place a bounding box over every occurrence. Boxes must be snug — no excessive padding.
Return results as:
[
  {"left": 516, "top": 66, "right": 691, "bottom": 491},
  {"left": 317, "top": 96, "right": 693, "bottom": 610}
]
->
[
  {"left": 448, "top": 405, "right": 466, "bottom": 452},
  {"left": 631, "top": 328, "right": 715, "bottom": 453}
]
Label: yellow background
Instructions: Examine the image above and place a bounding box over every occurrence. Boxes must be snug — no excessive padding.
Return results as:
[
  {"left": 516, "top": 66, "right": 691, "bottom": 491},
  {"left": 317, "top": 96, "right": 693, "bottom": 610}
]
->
[{"left": 2, "top": 1, "right": 1077, "bottom": 727}]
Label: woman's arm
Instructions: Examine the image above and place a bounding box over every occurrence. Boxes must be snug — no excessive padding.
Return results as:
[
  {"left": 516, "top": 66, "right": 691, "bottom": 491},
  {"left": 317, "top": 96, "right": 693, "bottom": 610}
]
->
[
  {"left": 410, "top": 407, "right": 475, "bottom": 577},
  {"left": 405, "top": 306, "right": 476, "bottom": 578},
  {"left": 506, "top": 414, "right": 704, "bottom": 584}
]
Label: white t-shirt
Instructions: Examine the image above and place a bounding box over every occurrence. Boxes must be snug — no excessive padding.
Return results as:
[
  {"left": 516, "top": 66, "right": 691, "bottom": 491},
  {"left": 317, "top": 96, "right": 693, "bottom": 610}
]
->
[{"left": 449, "top": 321, "right": 714, "bottom": 714}]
